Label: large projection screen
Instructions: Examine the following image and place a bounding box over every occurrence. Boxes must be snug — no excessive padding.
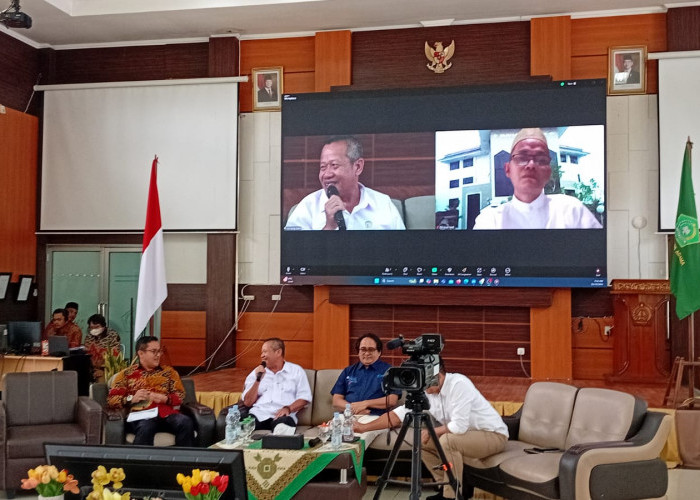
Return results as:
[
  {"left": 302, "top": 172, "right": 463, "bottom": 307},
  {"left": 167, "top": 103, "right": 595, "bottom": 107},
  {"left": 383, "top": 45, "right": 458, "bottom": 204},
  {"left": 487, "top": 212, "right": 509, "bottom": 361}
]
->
[
  {"left": 39, "top": 78, "right": 240, "bottom": 231},
  {"left": 657, "top": 52, "right": 700, "bottom": 232}
]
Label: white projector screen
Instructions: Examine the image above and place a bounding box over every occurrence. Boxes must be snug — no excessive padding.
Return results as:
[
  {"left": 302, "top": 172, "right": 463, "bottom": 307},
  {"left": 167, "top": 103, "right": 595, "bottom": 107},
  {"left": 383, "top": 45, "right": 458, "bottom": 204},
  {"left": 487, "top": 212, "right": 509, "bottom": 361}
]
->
[
  {"left": 657, "top": 52, "right": 700, "bottom": 232},
  {"left": 39, "top": 78, "right": 241, "bottom": 231}
]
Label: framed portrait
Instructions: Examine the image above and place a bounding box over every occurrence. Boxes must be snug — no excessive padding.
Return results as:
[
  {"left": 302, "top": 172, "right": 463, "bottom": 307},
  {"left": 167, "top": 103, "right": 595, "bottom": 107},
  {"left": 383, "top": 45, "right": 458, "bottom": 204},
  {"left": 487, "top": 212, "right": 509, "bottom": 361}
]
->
[
  {"left": 0, "top": 273, "right": 10, "bottom": 300},
  {"left": 608, "top": 46, "right": 647, "bottom": 95},
  {"left": 252, "top": 67, "right": 283, "bottom": 111},
  {"left": 16, "top": 275, "right": 33, "bottom": 302}
]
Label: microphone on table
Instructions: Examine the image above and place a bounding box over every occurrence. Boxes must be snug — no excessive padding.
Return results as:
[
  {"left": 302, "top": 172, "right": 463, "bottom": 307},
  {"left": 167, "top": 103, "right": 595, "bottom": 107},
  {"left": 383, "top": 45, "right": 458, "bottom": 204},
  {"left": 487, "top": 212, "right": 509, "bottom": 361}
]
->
[
  {"left": 256, "top": 361, "right": 266, "bottom": 381},
  {"left": 326, "top": 185, "right": 346, "bottom": 230},
  {"left": 308, "top": 437, "right": 322, "bottom": 447}
]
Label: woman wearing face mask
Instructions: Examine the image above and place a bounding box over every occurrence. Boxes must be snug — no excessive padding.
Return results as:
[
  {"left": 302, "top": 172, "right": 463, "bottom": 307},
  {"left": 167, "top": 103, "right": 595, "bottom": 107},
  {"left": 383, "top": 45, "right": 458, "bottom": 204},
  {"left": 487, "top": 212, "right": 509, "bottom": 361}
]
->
[{"left": 84, "top": 313, "right": 122, "bottom": 382}]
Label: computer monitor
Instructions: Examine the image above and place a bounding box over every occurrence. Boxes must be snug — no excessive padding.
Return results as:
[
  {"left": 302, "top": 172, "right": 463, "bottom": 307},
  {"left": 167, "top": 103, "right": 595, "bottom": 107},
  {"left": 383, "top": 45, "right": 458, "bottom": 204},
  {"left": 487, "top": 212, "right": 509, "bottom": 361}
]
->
[
  {"left": 45, "top": 443, "right": 248, "bottom": 500},
  {"left": 7, "top": 321, "right": 41, "bottom": 354}
]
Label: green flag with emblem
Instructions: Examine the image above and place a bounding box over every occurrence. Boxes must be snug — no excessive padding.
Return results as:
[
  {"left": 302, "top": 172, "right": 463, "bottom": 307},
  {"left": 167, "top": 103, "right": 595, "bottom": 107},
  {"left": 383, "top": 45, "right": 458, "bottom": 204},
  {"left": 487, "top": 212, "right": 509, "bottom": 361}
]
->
[{"left": 670, "top": 138, "right": 700, "bottom": 319}]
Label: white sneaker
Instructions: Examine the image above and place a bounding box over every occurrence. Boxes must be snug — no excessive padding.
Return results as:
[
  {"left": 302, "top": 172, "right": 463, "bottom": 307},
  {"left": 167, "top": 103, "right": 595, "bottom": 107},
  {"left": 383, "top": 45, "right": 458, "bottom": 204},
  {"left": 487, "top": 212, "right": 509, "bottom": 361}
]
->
[{"left": 273, "top": 423, "right": 296, "bottom": 435}]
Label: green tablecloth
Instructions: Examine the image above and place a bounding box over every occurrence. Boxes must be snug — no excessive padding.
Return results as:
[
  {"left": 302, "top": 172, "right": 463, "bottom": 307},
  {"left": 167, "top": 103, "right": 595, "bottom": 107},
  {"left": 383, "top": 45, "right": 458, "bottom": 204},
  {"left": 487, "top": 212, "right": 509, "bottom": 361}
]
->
[{"left": 215, "top": 439, "right": 364, "bottom": 500}]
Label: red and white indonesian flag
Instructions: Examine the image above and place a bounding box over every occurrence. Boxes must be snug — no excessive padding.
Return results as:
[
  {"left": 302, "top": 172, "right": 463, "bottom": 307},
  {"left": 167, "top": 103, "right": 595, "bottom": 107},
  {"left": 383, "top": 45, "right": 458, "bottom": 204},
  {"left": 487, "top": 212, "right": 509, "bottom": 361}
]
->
[{"left": 134, "top": 156, "right": 168, "bottom": 339}]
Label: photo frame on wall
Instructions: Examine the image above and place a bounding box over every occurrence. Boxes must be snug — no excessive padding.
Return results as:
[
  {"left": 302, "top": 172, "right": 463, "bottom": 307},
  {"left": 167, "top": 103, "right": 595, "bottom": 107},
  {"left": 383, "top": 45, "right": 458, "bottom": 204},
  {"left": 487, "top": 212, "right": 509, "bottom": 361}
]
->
[
  {"left": 252, "top": 67, "right": 283, "bottom": 111},
  {"left": 0, "top": 273, "right": 10, "bottom": 300},
  {"left": 16, "top": 275, "right": 33, "bottom": 302},
  {"left": 608, "top": 46, "right": 647, "bottom": 95}
]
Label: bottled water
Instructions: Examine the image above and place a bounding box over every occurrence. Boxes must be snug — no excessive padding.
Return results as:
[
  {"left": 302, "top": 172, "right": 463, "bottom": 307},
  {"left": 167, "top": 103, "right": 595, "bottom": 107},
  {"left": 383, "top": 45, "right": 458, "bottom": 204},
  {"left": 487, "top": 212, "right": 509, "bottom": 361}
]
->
[
  {"left": 342, "top": 403, "right": 354, "bottom": 442},
  {"left": 331, "top": 412, "right": 342, "bottom": 449},
  {"left": 225, "top": 405, "right": 241, "bottom": 445}
]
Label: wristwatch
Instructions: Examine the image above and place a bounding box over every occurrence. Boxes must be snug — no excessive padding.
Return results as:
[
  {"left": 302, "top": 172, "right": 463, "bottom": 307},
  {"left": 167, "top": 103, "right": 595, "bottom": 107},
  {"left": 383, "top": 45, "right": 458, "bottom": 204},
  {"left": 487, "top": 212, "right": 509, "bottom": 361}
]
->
[{"left": 126, "top": 394, "right": 133, "bottom": 403}]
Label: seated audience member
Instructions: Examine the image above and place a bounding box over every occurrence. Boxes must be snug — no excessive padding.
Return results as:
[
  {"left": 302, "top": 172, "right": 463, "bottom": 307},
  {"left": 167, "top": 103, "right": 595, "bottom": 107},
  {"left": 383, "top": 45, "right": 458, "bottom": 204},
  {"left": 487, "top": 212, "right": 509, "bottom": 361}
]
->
[
  {"left": 107, "top": 336, "right": 194, "bottom": 446},
  {"left": 284, "top": 135, "right": 405, "bottom": 230},
  {"left": 242, "top": 337, "right": 312, "bottom": 432},
  {"left": 65, "top": 301, "right": 84, "bottom": 338},
  {"left": 84, "top": 313, "right": 121, "bottom": 382},
  {"left": 331, "top": 333, "right": 400, "bottom": 415},
  {"left": 354, "top": 357, "right": 508, "bottom": 500},
  {"left": 473, "top": 127, "right": 603, "bottom": 230},
  {"left": 43, "top": 308, "right": 83, "bottom": 348}
]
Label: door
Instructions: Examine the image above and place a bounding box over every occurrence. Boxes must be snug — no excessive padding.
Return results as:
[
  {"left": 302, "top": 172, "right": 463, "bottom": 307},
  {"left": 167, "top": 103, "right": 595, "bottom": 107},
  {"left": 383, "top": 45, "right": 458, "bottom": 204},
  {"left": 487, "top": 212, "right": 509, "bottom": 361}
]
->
[{"left": 47, "top": 246, "right": 158, "bottom": 356}]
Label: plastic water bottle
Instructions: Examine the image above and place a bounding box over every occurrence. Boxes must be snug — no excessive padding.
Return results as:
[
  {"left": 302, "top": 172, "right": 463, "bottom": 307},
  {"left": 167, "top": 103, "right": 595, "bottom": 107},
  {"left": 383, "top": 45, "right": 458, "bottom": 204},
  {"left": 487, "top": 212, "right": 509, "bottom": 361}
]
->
[
  {"left": 342, "top": 403, "right": 354, "bottom": 442},
  {"left": 331, "top": 412, "right": 342, "bottom": 449},
  {"left": 225, "top": 405, "right": 241, "bottom": 445}
]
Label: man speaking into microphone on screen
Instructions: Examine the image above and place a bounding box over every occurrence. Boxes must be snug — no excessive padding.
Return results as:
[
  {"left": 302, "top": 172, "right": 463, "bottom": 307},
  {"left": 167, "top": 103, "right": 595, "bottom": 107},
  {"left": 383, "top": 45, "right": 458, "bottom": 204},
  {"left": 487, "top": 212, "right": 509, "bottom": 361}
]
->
[{"left": 284, "top": 135, "right": 405, "bottom": 230}]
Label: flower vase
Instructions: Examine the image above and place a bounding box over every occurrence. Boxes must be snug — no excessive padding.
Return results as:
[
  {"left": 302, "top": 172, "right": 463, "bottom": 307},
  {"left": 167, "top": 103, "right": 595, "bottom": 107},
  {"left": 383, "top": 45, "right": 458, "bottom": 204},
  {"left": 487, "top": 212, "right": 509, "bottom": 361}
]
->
[{"left": 39, "top": 494, "right": 64, "bottom": 500}]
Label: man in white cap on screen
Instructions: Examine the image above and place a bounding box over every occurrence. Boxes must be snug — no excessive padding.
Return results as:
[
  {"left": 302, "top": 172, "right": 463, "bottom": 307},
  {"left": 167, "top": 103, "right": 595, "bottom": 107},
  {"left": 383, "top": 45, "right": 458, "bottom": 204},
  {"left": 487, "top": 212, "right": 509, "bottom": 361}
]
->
[{"left": 474, "top": 127, "right": 602, "bottom": 229}]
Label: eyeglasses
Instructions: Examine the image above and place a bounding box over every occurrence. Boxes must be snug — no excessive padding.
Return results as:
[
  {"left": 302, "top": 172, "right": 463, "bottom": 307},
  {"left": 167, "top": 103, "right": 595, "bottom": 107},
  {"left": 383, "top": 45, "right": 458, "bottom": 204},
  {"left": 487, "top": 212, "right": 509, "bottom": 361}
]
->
[
  {"left": 359, "top": 347, "right": 378, "bottom": 353},
  {"left": 510, "top": 154, "right": 551, "bottom": 168},
  {"left": 142, "top": 348, "right": 163, "bottom": 355}
]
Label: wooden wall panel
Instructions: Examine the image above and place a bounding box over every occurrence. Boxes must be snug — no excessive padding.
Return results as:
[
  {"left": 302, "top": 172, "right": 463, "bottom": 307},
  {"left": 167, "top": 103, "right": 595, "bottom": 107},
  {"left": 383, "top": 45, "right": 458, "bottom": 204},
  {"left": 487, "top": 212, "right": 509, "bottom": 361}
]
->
[
  {"left": 350, "top": 23, "right": 531, "bottom": 90},
  {"left": 531, "top": 16, "right": 572, "bottom": 80},
  {"left": 161, "top": 311, "right": 206, "bottom": 339},
  {"left": 0, "top": 107, "right": 38, "bottom": 279},
  {"left": 531, "top": 288, "right": 572, "bottom": 380},
  {"left": 161, "top": 311, "right": 206, "bottom": 366},
  {"left": 208, "top": 36, "right": 239, "bottom": 77},
  {"left": 667, "top": 6, "right": 700, "bottom": 51},
  {"left": 42, "top": 43, "right": 210, "bottom": 85},
  {"left": 571, "top": 14, "right": 667, "bottom": 57},
  {"left": 314, "top": 31, "right": 352, "bottom": 92},
  {"left": 0, "top": 32, "right": 41, "bottom": 115},
  {"left": 238, "top": 36, "right": 316, "bottom": 112},
  {"left": 161, "top": 339, "right": 207, "bottom": 366},
  {"left": 313, "top": 286, "right": 350, "bottom": 369},
  {"left": 206, "top": 234, "right": 236, "bottom": 369},
  {"left": 236, "top": 312, "right": 314, "bottom": 340}
]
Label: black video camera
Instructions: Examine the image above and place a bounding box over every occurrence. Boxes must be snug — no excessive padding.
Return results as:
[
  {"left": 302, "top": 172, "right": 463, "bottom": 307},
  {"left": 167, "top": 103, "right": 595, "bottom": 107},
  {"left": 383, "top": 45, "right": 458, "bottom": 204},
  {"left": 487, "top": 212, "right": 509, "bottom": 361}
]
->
[{"left": 382, "top": 334, "right": 443, "bottom": 392}]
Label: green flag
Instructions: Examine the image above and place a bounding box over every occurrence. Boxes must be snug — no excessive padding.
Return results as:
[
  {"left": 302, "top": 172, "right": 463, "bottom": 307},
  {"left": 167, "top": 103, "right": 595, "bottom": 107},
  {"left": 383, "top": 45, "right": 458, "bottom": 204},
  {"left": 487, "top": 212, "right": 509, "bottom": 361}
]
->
[{"left": 670, "top": 139, "right": 700, "bottom": 319}]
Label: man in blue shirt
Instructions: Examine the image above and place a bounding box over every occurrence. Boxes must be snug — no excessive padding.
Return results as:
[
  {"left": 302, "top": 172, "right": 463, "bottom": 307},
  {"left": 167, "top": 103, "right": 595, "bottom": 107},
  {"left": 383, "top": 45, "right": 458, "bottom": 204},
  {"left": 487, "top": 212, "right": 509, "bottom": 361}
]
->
[{"left": 331, "top": 333, "right": 400, "bottom": 415}]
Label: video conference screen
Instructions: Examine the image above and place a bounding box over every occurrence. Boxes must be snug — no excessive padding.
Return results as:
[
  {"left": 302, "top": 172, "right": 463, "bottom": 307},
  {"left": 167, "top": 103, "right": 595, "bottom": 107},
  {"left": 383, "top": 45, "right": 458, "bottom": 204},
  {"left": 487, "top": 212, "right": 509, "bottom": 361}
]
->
[{"left": 280, "top": 80, "right": 607, "bottom": 288}]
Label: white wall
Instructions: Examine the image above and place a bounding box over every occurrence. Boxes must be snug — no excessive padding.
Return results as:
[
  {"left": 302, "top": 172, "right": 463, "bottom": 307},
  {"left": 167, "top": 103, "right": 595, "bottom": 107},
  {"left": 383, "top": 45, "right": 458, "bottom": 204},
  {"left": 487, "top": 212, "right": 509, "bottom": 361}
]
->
[{"left": 237, "top": 95, "right": 668, "bottom": 285}]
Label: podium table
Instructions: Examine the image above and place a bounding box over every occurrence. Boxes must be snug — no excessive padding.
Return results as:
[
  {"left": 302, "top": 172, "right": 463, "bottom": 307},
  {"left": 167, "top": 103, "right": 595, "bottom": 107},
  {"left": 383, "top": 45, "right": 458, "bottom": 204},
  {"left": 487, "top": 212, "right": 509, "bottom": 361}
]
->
[{"left": 0, "top": 354, "right": 91, "bottom": 395}]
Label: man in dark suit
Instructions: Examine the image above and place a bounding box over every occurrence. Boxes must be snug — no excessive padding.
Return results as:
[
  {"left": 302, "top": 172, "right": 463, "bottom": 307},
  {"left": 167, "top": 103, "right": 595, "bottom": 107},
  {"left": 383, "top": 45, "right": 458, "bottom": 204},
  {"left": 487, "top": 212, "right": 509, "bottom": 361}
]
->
[
  {"left": 257, "top": 74, "right": 277, "bottom": 102},
  {"left": 621, "top": 54, "right": 640, "bottom": 84}
]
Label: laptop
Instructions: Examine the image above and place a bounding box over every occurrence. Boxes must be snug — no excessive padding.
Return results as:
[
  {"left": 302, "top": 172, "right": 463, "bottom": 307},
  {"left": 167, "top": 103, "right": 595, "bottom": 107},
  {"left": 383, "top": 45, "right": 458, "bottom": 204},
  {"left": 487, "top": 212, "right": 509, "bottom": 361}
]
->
[{"left": 48, "top": 335, "right": 70, "bottom": 357}]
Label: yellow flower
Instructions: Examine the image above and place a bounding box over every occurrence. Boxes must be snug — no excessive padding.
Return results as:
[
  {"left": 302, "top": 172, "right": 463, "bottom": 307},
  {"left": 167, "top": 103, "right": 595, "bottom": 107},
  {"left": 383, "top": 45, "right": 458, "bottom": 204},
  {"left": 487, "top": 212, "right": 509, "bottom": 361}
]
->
[
  {"left": 191, "top": 469, "right": 201, "bottom": 485},
  {"left": 201, "top": 470, "right": 212, "bottom": 484},
  {"left": 182, "top": 479, "right": 192, "bottom": 494},
  {"left": 87, "top": 490, "right": 102, "bottom": 500},
  {"left": 57, "top": 470, "right": 68, "bottom": 483},
  {"left": 176, "top": 473, "right": 186, "bottom": 485},
  {"left": 40, "top": 470, "right": 53, "bottom": 484}
]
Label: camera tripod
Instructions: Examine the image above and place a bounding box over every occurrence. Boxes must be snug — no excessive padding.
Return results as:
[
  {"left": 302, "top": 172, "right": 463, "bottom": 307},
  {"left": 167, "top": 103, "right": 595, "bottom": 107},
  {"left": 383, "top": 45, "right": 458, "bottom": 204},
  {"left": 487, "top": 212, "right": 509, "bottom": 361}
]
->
[{"left": 373, "top": 392, "right": 462, "bottom": 500}]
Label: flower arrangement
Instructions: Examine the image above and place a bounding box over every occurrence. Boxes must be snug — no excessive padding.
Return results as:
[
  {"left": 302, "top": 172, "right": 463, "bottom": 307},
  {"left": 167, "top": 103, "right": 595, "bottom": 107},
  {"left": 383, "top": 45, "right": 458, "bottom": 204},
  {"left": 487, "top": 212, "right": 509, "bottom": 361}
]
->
[
  {"left": 102, "top": 348, "right": 130, "bottom": 382},
  {"left": 21, "top": 465, "right": 79, "bottom": 497},
  {"left": 177, "top": 469, "right": 229, "bottom": 500},
  {"left": 87, "top": 465, "right": 129, "bottom": 500}
]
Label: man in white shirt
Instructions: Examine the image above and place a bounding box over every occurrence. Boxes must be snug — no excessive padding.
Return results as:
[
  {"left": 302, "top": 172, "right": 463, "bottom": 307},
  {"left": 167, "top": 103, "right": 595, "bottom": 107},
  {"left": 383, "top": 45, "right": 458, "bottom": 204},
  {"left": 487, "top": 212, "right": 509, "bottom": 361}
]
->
[
  {"left": 242, "top": 337, "right": 312, "bottom": 432},
  {"left": 473, "top": 128, "right": 602, "bottom": 230},
  {"left": 353, "top": 358, "right": 508, "bottom": 500},
  {"left": 284, "top": 135, "right": 405, "bottom": 230}
]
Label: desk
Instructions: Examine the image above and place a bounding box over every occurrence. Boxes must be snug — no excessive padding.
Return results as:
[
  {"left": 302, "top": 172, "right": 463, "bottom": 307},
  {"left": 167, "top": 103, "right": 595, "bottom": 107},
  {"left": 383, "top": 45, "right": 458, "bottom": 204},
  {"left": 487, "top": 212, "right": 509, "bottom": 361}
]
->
[
  {"left": 212, "top": 439, "right": 364, "bottom": 500},
  {"left": 0, "top": 354, "right": 63, "bottom": 375}
]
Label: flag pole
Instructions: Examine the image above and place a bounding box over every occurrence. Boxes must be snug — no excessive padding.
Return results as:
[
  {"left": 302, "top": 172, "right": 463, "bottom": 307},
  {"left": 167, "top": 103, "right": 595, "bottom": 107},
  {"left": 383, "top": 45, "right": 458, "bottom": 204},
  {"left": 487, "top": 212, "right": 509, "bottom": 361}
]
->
[{"left": 689, "top": 312, "right": 696, "bottom": 403}]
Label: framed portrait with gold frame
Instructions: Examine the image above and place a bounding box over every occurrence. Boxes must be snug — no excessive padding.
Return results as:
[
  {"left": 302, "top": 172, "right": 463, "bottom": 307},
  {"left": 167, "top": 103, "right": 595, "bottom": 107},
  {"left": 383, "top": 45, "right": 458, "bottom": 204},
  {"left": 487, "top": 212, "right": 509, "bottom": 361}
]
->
[
  {"left": 252, "top": 67, "right": 283, "bottom": 111},
  {"left": 608, "top": 46, "right": 647, "bottom": 95}
]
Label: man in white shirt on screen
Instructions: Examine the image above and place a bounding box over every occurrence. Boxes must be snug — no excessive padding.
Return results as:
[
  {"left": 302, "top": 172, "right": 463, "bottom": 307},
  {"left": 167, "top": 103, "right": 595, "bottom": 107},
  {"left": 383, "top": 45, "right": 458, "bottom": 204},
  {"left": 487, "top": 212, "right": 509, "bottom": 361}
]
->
[
  {"left": 473, "top": 127, "right": 602, "bottom": 230},
  {"left": 284, "top": 135, "right": 405, "bottom": 230}
]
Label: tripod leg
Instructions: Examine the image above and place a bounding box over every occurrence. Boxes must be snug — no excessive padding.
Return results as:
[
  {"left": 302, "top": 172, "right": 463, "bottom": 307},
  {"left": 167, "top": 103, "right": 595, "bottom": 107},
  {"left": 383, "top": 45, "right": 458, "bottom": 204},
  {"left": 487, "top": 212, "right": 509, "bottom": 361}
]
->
[
  {"left": 373, "top": 415, "right": 412, "bottom": 500},
  {"left": 423, "top": 418, "right": 463, "bottom": 500},
  {"left": 410, "top": 412, "right": 423, "bottom": 500}
]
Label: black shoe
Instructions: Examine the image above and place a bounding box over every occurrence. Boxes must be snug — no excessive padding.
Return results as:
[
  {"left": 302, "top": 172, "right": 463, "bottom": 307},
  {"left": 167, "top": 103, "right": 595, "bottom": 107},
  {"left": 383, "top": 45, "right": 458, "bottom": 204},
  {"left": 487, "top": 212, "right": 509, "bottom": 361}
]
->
[{"left": 425, "top": 492, "right": 454, "bottom": 500}]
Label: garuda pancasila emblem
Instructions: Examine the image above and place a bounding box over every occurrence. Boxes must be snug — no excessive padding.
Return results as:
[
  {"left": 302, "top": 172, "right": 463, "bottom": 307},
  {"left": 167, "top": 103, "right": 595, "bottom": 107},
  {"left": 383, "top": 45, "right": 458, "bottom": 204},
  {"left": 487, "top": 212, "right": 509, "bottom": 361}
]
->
[{"left": 425, "top": 40, "right": 455, "bottom": 73}]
